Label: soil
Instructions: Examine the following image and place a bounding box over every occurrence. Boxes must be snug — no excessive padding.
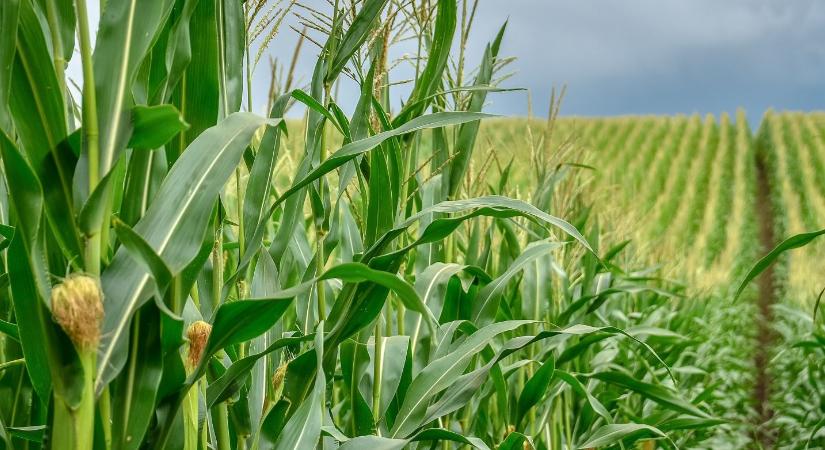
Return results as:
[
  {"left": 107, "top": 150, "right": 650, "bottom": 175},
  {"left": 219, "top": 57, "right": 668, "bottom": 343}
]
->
[{"left": 753, "top": 154, "right": 778, "bottom": 448}]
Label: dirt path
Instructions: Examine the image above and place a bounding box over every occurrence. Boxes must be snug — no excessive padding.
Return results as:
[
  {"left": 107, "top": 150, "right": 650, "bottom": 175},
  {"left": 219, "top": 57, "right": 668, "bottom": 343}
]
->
[{"left": 753, "top": 154, "right": 777, "bottom": 447}]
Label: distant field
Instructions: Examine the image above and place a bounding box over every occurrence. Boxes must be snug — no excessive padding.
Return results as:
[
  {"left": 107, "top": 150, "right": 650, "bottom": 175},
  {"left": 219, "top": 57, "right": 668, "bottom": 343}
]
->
[{"left": 284, "top": 111, "right": 825, "bottom": 301}]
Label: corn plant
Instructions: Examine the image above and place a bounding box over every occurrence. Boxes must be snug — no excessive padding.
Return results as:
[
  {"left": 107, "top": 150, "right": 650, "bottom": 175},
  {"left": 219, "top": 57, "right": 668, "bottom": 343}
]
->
[{"left": 0, "top": 1, "right": 721, "bottom": 449}]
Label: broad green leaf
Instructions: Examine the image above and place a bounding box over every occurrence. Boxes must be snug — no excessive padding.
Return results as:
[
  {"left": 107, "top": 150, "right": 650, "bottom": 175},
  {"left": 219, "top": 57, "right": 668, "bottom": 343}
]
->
[
  {"left": 151, "top": 0, "right": 199, "bottom": 103},
  {"left": 338, "top": 436, "right": 408, "bottom": 450},
  {"left": 0, "top": 319, "right": 19, "bottom": 341},
  {"left": 0, "top": 132, "right": 52, "bottom": 401},
  {"left": 657, "top": 416, "right": 727, "bottom": 432},
  {"left": 198, "top": 284, "right": 312, "bottom": 377},
  {"left": 734, "top": 228, "right": 825, "bottom": 300},
  {"left": 87, "top": 0, "right": 176, "bottom": 188},
  {"left": 128, "top": 104, "right": 190, "bottom": 150},
  {"left": 325, "top": 0, "right": 389, "bottom": 82},
  {"left": 10, "top": 1, "right": 82, "bottom": 262},
  {"left": 6, "top": 426, "right": 46, "bottom": 444},
  {"left": 340, "top": 340, "right": 375, "bottom": 437},
  {"left": 324, "top": 263, "right": 434, "bottom": 327},
  {"left": 365, "top": 336, "right": 409, "bottom": 417},
  {"left": 393, "top": 0, "right": 456, "bottom": 125},
  {"left": 175, "top": 0, "right": 220, "bottom": 155},
  {"left": 1, "top": 133, "right": 87, "bottom": 409},
  {"left": 448, "top": 22, "right": 506, "bottom": 197},
  {"left": 498, "top": 432, "right": 533, "bottom": 450},
  {"left": 111, "top": 305, "right": 164, "bottom": 450},
  {"left": 390, "top": 320, "right": 532, "bottom": 438},
  {"left": 216, "top": 0, "right": 244, "bottom": 117},
  {"left": 551, "top": 371, "right": 612, "bottom": 423},
  {"left": 589, "top": 370, "right": 710, "bottom": 418},
  {"left": 270, "top": 323, "right": 325, "bottom": 450},
  {"left": 268, "top": 112, "right": 494, "bottom": 218},
  {"left": 112, "top": 218, "right": 173, "bottom": 292},
  {"left": 577, "top": 423, "right": 666, "bottom": 449},
  {"left": 516, "top": 354, "right": 555, "bottom": 427},
  {"left": 0, "top": 0, "right": 19, "bottom": 132},
  {"left": 339, "top": 428, "right": 489, "bottom": 450},
  {"left": 206, "top": 335, "right": 314, "bottom": 407},
  {"left": 241, "top": 94, "right": 289, "bottom": 269},
  {"left": 472, "top": 241, "right": 562, "bottom": 326},
  {"left": 97, "top": 112, "right": 272, "bottom": 393},
  {"left": 366, "top": 196, "right": 593, "bottom": 266}
]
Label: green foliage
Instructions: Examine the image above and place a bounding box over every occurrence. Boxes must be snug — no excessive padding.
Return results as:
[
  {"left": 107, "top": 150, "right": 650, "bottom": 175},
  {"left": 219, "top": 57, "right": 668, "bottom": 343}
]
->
[{"left": 2, "top": 1, "right": 806, "bottom": 450}]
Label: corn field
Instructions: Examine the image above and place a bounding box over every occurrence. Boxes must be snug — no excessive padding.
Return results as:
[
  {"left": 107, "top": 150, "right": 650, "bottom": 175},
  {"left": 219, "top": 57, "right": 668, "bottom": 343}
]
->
[{"left": 0, "top": 1, "right": 822, "bottom": 450}]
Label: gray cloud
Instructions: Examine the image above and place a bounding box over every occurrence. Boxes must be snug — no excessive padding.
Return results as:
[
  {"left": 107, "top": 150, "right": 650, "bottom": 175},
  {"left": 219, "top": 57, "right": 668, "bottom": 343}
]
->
[
  {"left": 472, "top": 1, "right": 825, "bottom": 124},
  {"left": 67, "top": 1, "right": 825, "bottom": 125}
]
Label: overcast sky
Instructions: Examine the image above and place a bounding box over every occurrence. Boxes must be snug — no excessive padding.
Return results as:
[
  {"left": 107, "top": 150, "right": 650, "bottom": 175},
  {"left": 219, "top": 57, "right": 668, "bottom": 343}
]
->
[{"left": 69, "top": 1, "right": 825, "bottom": 125}]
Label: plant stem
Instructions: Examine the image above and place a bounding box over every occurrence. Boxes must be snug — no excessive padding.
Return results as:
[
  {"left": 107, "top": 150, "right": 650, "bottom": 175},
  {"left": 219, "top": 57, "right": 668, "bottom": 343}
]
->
[
  {"left": 75, "top": 0, "right": 102, "bottom": 277},
  {"left": 51, "top": 349, "right": 96, "bottom": 448},
  {"left": 213, "top": 216, "right": 224, "bottom": 310},
  {"left": 99, "top": 387, "right": 112, "bottom": 450},
  {"left": 44, "top": 0, "right": 67, "bottom": 102},
  {"left": 215, "top": 402, "right": 232, "bottom": 450},
  {"left": 52, "top": 397, "right": 75, "bottom": 450},
  {"left": 316, "top": 80, "right": 333, "bottom": 323},
  {"left": 210, "top": 211, "right": 231, "bottom": 450},
  {"left": 183, "top": 379, "right": 199, "bottom": 450},
  {"left": 372, "top": 309, "right": 383, "bottom": 432},
  {"left": 236, "top": 167, "right": 245, "bottom": 258}
]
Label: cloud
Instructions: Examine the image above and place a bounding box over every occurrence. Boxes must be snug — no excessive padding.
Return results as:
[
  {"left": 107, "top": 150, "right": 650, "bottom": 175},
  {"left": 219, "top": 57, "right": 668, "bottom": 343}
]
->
[
  {"left": 66, "top": 1, "right": 825, "bottom": 125},
  {"left": 472, "top": 0, "right": 825, "bottom": 123}
]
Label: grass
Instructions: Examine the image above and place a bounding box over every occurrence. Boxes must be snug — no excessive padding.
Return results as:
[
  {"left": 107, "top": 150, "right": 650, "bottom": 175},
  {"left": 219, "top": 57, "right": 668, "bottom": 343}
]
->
[{"left": 0, "top": 1, "right": 823, "bottom": 450}]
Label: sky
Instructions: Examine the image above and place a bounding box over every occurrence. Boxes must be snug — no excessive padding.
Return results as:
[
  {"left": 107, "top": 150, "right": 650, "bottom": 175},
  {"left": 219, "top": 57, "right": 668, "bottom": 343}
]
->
[{"left": 68, "top": 1, "right": 825, "bottom": 126}]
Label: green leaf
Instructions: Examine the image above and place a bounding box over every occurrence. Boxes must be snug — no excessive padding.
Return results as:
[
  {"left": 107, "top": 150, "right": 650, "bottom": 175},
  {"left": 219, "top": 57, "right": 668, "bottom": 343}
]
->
[
  {"left": 577, "top": 423, "right": 666, "bottom": 449},
  {"left": 269, "top": 112, "right": 494, "bottom": 216},
  {"left": 111, "top": 305, "right": 164, "bottom": 450},
  {"left": 291, "top": 90, "right": 342, "bottom": 134},
  {"left": 216, "top": 0, "right": 244, "bottom": 116},
  {"left": 325, "top": 0, "right": 389, "bottom": 82},
  {"left": 87, "top": 0, "right": 176, "bottom": 187},
  {"left": 206, "top": 335, "right": 314, "bottom": 407},
  {"left": 367, "top": 196, "right": 593, "bottom": 265},
  {"left": 338, "top": 428, "right": 489, "bottom": 450},
  {"left": 0, "top": 132, "right": 52, "bottom": 402},
  {"left": 112, "top": 218, "right": 173, "bottom": 292},
  {"left": 0, "top": 219, "right": 15, "bottom": 252},
  {"left": 197, "top": 284, "right": 312, "bottom": 378},
  {"left": 0, "top": 319, "right": 19, "bottom": 341},
  {"left": 394, "top": 0, "right": 456, "bottom": 125},
  {"left": 472, "top": 241, "right": 562, "bottom": 326},
  {"left": 10, "top": 1, "right": 81, "bottom": 261},
  {"left": 97, "top": 112, "right": 273, "bottom": 393},
  {"left": 657, "top": 416, "right": 727, "bottom": 432},
  {"left": 324, "top": 263, "right": 434, "bottom": 327},
  {"left": 6, "top": 426, "right": 46, "bottom": 443},
  {"left": 258, "top": 399, "right": 292, "bottom": 449},
  {"left": 390, "top": 320, "right": 532, "bottom": 438},
  {"left": 554, "top": 371, "right": 612, "bottom": 423},
  {"left": 734, "top": 228, "right": 825, "bottom": 300},
  {"left": 516, "top": 354, "right": 555, "bottom": 427},
  {"left": 448, "top": 23, "right": 505, "bottom": 197},
  {"left": 270, "top": 323, "right": 325, "bottom": 450},
  {"left": 0, "top": 0, "right": 19, "bottom": 132},
  {"left": 151, "top": 0, "right": 199, "bottom": 103},
  {"left": 498, "top": 432, "right": 533, "bottom": 450},
  {"left": 240, "top": 95, "right": 289, "bottom": 271},
  {"left": 128, "top": 104, "right": 190, "bottom": 150},
  {"left": 589, "top": 370, "right": 710, "bottom": 418}
]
